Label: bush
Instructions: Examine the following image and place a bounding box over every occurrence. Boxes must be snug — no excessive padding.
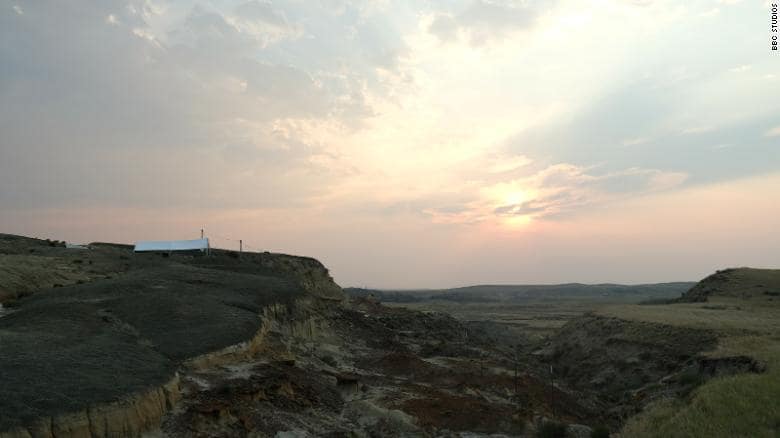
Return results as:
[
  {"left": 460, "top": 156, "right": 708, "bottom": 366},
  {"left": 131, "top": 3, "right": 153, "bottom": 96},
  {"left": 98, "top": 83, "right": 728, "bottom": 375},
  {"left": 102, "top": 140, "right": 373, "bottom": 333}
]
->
[
  {"left": 536, "top": 421, "right": 568, "bottom": 438},
  {"left": 591, "top": 425, "right": 610, "bottom": 438}
]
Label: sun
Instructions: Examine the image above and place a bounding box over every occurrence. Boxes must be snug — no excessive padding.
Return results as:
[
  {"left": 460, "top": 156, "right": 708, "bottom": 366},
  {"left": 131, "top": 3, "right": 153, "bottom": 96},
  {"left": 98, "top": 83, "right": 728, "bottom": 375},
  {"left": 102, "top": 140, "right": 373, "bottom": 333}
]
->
[
  {"left": 503, "top": 190, "right": 528, "bottom": 206},
  {"left": 503, "top": 214, "right": 532, "bottom": 228}
]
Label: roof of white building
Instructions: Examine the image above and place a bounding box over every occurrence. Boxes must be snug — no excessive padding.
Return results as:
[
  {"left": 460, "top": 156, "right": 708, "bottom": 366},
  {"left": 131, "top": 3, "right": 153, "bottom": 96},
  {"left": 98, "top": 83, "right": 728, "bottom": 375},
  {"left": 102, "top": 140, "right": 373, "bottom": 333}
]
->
[{"left": 133, "top": 238, "right": 209, "bottom": 252}]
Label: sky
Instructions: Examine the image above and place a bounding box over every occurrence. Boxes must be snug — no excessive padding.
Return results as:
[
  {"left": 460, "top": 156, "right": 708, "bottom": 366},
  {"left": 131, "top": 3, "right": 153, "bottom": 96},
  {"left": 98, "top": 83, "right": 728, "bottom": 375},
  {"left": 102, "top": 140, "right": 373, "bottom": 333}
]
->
[{"left": 1, "top": 0, "right": 778, "bottom": 288}]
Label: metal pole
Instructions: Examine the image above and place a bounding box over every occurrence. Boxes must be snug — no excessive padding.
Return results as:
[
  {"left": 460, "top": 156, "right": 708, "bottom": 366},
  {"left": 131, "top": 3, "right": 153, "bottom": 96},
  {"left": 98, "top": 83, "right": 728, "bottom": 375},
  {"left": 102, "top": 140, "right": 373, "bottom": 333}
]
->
[
  {"left": 550, "top": 364, "right": 555, "bottom": 418},
  {"left": 514, "top": 346, "right": 519, "bottom": 407},
  {"left": 239, "top": 239, "right": 242, "bottom": 253},
  {"left": 201, "top": 229, "right": 204, "bottom": 239}
]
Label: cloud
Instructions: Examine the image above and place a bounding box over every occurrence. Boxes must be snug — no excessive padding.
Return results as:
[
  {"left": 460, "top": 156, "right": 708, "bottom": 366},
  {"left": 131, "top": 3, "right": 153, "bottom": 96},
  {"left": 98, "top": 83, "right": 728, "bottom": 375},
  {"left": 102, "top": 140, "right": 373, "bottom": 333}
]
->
[
  {"left": 229, "top": 1, "right": 302, "bottom": 45},
  {"left": 487, "top": 164, "right": 688, "bottom": 220},
  {"left": 765, "top": 126, "right": 780, "bottom": 137},
  {"left": 0, "top": 0, "right": 403, "bottom": 210},
  {"left": 729, "top": 65, "right": 751, "bottom": 73},
  {"left": 681, "top": 126, "right": 714, "bottom": 134},
  {"left": 428, "top": 13, "right": 459, "bottom": 42},
  {"left": 427, "top": 0, "right": 550, "bottom": 45},
  {"left": 391, "top": 156, "right": 688, "bottom": 226},
  {"left": 622, "top": 137, "right": 650, "bottom": 146},
  {"left": 699, "top": 8, "right": 719, "bottom": 17}
]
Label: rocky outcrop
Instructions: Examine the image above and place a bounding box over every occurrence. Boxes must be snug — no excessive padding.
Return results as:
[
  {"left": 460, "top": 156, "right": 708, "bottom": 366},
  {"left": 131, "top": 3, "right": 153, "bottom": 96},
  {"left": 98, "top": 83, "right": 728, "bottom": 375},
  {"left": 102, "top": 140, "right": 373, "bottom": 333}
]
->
[{"left": 184, "top": 299, "right": 334, "bottom": 370}]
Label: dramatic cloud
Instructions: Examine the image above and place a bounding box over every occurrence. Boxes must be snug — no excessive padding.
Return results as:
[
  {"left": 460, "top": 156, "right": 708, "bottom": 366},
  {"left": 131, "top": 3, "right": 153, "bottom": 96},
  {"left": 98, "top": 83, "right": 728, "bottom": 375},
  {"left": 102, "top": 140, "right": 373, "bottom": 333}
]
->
[{"left": 0, "top": 0, "right": 402, "bottom": 210}]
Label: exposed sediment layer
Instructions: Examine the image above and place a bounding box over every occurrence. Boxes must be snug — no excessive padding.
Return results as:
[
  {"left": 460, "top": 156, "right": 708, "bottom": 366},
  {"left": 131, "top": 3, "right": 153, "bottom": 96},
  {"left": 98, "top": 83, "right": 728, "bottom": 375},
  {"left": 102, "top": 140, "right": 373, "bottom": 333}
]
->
[
  {"left": 1, "top": 297, "right": 335, "bottom": 438},
  {"left": 0, "top": 375, "right": 180, "bottom": 438},
  {"left": 184, "top": 298, "right": 333, "bottom": 370}
]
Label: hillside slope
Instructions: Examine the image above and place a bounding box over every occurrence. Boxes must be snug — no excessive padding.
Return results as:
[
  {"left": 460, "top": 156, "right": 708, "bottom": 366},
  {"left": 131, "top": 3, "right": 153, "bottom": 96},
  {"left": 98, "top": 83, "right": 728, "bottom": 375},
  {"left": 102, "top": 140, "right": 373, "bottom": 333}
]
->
[
  {"left": 591, "top": 269, "right": 780, "bottom": 437},
  {"left": 677, "top": 267, "right": 780, "bottom": 302},
  {"left": 0, "top": 234, "right": 343, "bottom": 437}
]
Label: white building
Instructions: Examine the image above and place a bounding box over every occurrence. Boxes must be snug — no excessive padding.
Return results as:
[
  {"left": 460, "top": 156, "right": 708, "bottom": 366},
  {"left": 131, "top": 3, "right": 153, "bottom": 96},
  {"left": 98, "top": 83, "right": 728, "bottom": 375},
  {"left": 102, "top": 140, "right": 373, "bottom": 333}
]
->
[{"left": 133, "top": 238, "right": 210, "bottom": 254}]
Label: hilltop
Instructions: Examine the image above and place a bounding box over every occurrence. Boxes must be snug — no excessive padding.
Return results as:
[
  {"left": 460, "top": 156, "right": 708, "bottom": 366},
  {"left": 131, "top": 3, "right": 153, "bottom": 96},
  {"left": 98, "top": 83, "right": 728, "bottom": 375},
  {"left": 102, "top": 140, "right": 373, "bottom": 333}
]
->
[{"left": 677, "top": 267, "right": 780, "bottom": 302}]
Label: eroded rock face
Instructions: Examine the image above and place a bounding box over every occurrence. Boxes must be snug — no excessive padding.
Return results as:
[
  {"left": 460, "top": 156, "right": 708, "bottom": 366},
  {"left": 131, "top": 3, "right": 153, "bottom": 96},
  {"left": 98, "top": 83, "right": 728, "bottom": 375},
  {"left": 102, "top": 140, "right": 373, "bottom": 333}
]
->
[
  {"left": 538, "top": 315, "right": 771, "bottom": 425},
  {"left": 164, "top": 362, "right": 344, "bottom": 437},
  {"left": 0, "top": 375, "right": 180, "bottom": 438}
]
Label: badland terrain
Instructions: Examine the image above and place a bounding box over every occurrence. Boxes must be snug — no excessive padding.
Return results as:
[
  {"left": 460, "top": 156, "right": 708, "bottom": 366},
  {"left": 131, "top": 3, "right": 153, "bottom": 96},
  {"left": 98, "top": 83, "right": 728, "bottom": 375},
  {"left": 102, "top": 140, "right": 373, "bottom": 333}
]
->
[{"left": 0, "top": 233, "right": 778, "bottom": 437}]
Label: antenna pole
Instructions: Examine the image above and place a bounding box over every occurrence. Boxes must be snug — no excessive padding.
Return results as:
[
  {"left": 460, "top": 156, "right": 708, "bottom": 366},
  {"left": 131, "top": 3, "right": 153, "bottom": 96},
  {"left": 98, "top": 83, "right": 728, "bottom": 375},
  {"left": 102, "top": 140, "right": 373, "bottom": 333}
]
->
[
  {"left": 239, "top": 239, "right": 243, "bottom": 253},
  {"left": 200, "top": 229, "right": 204, "bottom": 239},
  {"left": 550, "top": 364, "right": 555, "bottom": 418}
]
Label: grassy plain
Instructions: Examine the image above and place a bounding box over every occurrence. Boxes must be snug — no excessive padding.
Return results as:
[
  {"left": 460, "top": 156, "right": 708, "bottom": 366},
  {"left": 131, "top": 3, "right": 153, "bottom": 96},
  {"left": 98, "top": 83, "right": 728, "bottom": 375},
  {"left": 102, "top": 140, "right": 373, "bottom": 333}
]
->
[{"left": 386, "top": 295, "right": 654, "bottom": 341}]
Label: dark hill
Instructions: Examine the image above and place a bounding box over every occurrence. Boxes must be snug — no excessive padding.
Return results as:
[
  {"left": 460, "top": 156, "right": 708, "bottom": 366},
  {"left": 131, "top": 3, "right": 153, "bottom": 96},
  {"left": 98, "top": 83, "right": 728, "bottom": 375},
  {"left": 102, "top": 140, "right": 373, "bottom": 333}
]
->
[
  {"left": 677, "top": 268, "right": 780, "bottom": 302},
  {"left": 346, "top": 282, "right": 695, "bottom": 304}
]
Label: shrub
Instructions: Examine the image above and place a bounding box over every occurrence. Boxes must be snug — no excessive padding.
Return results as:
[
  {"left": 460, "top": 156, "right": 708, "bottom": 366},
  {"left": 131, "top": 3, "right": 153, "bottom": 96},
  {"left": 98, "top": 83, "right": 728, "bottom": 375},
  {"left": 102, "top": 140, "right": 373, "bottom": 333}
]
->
[{"left": 591, "top": 425, "right": 610, "bottom": 438}]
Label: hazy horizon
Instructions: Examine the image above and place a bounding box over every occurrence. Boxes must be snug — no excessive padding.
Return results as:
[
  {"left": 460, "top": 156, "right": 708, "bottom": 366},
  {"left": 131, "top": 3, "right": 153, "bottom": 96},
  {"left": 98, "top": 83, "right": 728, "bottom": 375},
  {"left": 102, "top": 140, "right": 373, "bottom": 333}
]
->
[{"left": 2, "top": 1, "right": 778, "bottom": 288}]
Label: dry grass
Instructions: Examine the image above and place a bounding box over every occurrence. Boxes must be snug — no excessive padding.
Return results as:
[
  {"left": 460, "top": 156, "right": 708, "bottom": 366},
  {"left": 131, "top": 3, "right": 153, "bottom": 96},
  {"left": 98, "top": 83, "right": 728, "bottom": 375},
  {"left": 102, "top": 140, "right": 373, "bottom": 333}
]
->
[
  {"left": 597, "top": 297, "right": 780, "bottom": 335},
  {"left": 388, "top": 299, "right": 610, "bottom": 340},
  {"left": 0, "top": 255, "right": 91, "bottom": 302},
  {"left": 611, "top": 298, "right": 780, "bottom": 437},
  {"left": 621, "top": 341, "right": 780, "bottom": 438}
]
